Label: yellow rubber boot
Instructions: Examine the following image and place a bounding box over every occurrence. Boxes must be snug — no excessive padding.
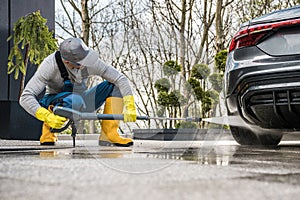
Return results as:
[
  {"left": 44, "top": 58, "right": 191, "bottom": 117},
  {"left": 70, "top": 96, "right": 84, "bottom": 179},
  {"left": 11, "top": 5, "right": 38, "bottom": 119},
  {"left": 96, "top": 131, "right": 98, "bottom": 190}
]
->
[
  {"left": 40, "top": 105, "right": 58, "bottom": 145},
  {"left": 40, "top": 123, "right": 58, "bottom": 145},
  {"left": 99, "top": 97, "right": 134, "bottom": 147}
]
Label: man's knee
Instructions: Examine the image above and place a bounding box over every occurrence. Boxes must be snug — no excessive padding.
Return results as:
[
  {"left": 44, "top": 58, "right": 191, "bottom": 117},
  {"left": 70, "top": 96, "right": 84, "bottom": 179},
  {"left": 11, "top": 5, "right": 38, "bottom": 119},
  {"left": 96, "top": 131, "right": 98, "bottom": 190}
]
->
[
  {"left": 111, "top": 86, "right": 122, "bottom": 98},
  {"left": 62, "top": 94, "right": 86, "bottom": 110}
]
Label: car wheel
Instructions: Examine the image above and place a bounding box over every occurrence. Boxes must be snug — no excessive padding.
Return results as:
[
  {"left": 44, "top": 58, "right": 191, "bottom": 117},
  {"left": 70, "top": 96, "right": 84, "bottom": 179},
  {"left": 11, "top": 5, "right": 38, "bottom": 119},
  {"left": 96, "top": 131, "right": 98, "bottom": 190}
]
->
[
  {"left": 257, "top": 133, "right": 283, "bottom": 146},
  {"left": 230, "top": 126, "right": 282, "bottom": 146}
]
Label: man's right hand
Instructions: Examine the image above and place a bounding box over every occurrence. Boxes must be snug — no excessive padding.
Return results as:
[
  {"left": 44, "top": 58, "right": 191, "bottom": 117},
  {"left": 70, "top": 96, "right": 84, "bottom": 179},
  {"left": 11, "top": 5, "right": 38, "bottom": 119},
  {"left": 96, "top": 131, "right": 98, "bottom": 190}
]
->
[{"left": 35, "top": 107, "right": 67, "bottom": 129}]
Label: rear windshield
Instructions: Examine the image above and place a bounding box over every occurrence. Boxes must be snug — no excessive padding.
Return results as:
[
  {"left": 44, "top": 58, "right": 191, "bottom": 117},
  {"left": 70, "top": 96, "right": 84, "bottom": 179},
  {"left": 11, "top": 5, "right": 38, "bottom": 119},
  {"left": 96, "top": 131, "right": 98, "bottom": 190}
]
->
[
  {"left": 251, "top": 6, "right": 300, "bottom": 25},
  {"left": 257, "top": 26, "right": 300, "bottom": 56}
]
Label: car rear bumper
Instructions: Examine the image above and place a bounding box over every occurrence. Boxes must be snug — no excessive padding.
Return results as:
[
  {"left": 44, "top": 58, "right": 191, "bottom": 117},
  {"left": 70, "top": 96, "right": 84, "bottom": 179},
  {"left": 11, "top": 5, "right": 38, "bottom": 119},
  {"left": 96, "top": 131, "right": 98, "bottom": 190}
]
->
[
  {"left": 226, "top": 64, "right": 300, "bottom": 129},
  {"left": 241, "top": 82, "right": 300, "bottom": 128}
]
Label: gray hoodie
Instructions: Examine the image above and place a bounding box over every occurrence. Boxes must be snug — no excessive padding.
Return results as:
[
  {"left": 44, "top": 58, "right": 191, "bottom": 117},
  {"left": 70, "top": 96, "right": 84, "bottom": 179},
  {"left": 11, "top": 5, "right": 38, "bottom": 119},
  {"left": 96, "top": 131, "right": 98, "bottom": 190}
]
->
[{"left": 19, "top": 52, "right": 133, "bottom": 117}]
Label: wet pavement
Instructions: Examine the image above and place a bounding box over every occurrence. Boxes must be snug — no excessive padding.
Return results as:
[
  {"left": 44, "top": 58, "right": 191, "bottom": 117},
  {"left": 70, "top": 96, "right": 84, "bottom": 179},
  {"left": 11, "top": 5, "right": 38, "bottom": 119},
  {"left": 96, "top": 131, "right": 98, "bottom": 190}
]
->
[{"left": 1, "top": 134, "right": 300, "bottom": 200}]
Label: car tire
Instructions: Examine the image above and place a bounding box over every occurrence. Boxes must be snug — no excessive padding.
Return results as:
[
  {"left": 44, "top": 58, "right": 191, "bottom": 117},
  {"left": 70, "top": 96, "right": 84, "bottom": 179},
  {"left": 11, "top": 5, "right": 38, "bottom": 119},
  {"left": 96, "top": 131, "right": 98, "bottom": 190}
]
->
[
  {"left": 257, "top": 133, "right": 283, "bottom": 146},
  {"left": 230, "top": 126, "right": 282, "bottom": 146}
]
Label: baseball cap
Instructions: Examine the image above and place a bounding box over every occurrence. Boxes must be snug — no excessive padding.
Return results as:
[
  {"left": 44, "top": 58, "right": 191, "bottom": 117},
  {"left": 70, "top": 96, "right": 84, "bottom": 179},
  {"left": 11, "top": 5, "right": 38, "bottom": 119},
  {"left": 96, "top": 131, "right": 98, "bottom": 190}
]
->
[{"left": 59, "top": 38, "right": 98, "bottom": 67}]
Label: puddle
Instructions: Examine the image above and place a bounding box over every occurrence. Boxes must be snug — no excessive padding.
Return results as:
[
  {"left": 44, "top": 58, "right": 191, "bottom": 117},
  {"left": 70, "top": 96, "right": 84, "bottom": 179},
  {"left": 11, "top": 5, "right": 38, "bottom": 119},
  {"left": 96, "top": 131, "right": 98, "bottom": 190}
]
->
[
  {"left": 0, "top": 144, "right": 238, "bottom": 166},
  {"left": 3, "top": 141, "right": 300, "bottom": 169},
  {"left": 37, "top": 148, "right": 133, "bottom": 159},
  {"left": 138, "top": 145, "right": 239, "bottom": 166}
]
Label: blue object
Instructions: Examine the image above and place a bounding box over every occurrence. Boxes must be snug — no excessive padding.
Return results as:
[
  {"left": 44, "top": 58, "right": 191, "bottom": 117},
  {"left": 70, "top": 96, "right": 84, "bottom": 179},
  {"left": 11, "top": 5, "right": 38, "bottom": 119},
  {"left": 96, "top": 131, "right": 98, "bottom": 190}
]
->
[{"left": 39, "top": 80, "right": 121, "bottom": 112}]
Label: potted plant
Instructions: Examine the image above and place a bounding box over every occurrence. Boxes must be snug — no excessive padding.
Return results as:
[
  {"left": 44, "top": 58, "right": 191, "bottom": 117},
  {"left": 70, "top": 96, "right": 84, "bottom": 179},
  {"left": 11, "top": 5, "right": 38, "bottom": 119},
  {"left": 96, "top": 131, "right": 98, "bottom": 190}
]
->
[{"left": 0, "top": 10, "right": 57, "bottom": 140}]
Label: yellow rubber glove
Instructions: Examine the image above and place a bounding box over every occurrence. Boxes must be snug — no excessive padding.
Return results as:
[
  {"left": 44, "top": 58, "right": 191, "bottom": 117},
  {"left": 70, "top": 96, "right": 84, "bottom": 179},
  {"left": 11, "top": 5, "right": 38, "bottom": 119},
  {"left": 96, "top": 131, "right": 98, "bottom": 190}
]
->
[
  {"left": 35, "top": 107, "right": 67, "bottom": 129},
  {"left": 123, "top": 95, "right": 137, "bottom": 122}
]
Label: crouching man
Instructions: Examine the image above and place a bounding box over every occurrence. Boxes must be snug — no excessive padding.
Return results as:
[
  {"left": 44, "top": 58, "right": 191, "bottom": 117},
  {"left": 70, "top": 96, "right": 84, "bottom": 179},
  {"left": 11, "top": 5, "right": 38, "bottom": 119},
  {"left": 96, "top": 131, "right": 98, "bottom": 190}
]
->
[{"left": 19, "top": 38, "right": 136, "bottom": 146}]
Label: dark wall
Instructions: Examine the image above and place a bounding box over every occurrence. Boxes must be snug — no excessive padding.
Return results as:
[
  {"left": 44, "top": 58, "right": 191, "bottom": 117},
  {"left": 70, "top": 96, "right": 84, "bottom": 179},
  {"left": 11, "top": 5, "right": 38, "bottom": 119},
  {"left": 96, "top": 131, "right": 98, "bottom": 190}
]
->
[
  {"left": 0, "top": 0, "right": 55, "bottom": 101},
  {"left": 0, "top": 1, "right": 9, "bottom": 100}
]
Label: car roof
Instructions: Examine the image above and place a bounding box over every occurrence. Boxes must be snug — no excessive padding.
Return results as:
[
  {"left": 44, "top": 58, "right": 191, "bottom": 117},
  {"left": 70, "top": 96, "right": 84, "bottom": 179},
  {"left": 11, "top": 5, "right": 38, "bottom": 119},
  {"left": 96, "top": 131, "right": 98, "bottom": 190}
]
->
[{"left": 241, "top": 5, "right": 300, "bottom": 27}]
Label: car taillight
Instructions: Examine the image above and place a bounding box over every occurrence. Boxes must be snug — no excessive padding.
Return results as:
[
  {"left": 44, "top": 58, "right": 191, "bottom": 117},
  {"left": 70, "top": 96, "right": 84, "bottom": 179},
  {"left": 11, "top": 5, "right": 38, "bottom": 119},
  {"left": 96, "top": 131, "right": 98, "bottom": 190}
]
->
[{"left": 229, "top": 18, "right": 300, "bottom": 53}]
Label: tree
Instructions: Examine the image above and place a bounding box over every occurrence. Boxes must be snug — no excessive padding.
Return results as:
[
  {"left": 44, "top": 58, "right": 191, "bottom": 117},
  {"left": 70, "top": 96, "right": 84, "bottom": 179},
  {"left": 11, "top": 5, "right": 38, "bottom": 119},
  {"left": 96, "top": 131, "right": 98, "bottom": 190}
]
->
[
  {"left": 193, "top": 0, "right": 216, "bottom": 66},
  {"left": 155, "top": 61, "right": 188, "bottom": 128},
  {"left": 7, "top": 10, "right": 57, "bottom": 98},
  {"left": 208, "top": 49, "right": 228, "bottom": 118},
  {"left": 191, "top": 63, "right": 211, "bottom": 90},
  {"left": 215, "top": 0, "right": 224, "bottom": 52},
  {"left": 215, "top": 0, "right": 234, "bottom": 52}
]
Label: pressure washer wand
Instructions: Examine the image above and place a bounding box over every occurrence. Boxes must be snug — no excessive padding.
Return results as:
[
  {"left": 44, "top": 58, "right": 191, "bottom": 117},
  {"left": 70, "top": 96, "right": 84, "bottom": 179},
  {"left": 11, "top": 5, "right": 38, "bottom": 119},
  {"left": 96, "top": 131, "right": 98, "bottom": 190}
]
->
[
  {"left": 52, "top": 107, "right": 202, "bottom": 147},
  {"left": 53, "top": 107, "right": 202, "bottom": 122}
]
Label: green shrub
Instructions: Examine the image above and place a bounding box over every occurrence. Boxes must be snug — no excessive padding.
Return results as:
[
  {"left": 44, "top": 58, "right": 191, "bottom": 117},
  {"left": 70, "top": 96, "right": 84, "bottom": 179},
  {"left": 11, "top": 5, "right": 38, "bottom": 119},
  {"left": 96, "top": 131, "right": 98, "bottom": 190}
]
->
[
  {"left": 163, "top": 60, "right": 181, "bottom": 76},
  {"left": 214, "top": 50, "right": 228, "bottom": 73},
  {"left": 155, "top": 78, "right": 171, "bottom": 93},
  {"left": 191, "top": 63, "right": 210, "bottom": 80},
  {"left": 175, "top": 121, "right": 198, "bottom": 129}
]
